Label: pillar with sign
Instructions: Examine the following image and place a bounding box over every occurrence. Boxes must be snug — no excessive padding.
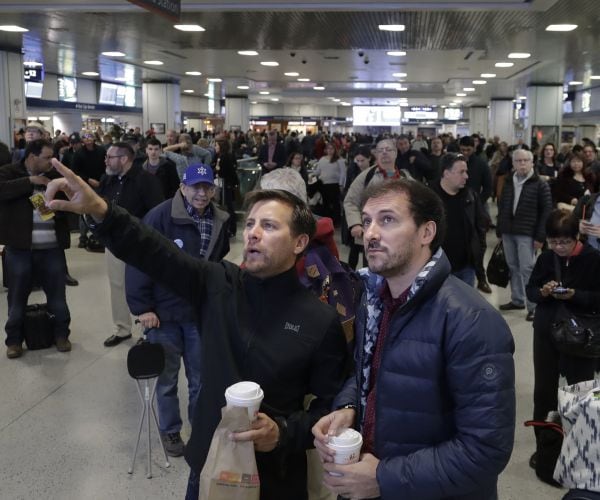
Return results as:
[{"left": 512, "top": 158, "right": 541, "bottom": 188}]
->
[
  {"left": 525, "top": 84, "right": 562, "bottom": 148},
  {"left": 489, "top": 99, "right": 515, "bottom": 144},
  {"left": 225, "top": 96, "right": 249, "bottom": 132},
  {"left": 0, "top": 50, "right": 27, "bottom": 145},
  {"left": 142, "top": 82, "right": 181, "bottom": 142}
]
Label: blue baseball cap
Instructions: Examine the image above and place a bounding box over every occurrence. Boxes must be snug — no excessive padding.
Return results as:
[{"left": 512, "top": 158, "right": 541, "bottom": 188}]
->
[{"left": 182, "top": 163, "right": 214, "bottom": 185}]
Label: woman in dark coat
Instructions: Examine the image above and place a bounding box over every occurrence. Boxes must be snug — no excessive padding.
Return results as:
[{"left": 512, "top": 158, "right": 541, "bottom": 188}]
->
[{"left": 213, "top": 138, "right": 239, "bottom": 237}]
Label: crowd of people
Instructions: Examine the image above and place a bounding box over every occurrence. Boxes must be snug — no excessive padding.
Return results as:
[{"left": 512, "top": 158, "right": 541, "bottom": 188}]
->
[{"left": 1, "top": 120, "right": 600, "bottom": 499}]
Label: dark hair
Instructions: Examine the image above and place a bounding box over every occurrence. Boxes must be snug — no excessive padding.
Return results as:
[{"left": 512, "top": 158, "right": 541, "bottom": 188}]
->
[
  {"left": 397, "top": 134, "right": 410, "bottom": 142},
  {"left": 355, "top": 145, "right": 373, "bottom": 161},
  {"left": 324, "top": 141, "right": 340, "bottom": 162},
  {"left": 146, "top": 138, "right": 162, "bottom": 148},
  {"left": 110, "top": 142, "right": 135, "bottom": 159},
  {"left": 216, "top": 139, "right": 231, "bottom": 155},
  {"left": 360, "top": 179, "right": 446, "bottom": 252},
  {"left": 285, "top": 151, "right": 303, "bottom": 166},
  {"left": 244, "top": 189, "right": 316, "bottom": 240},
  {"left": 459, "top": 136, "right": 475, "bottom": 147},
  {"left": 546, "top": 208, "right": 578, "bottom": 239},
  {"left": 559, "top": 152, "right": 596, "bottom": 190},
  {"left": 24, "top": 139, "right": 53, "bottom": 159},
  {"left": 542, "top": 142, "right": 556, "bottom": 160},
  {"left": 440, "top": 153, "right": 467, "bottom": 172}
]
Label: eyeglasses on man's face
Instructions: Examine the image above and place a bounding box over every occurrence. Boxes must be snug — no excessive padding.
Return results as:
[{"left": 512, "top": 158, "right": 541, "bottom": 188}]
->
[{"left": 547, "top": 238, "right": 575, "bottom": 247}]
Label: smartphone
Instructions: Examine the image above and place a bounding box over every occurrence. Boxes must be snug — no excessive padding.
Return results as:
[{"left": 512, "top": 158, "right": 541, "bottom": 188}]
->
[{"left": 553, "top": 287, "right": 569, "bottom": 294}]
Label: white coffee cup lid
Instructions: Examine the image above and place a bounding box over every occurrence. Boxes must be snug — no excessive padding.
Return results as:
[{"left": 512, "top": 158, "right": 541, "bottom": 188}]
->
[
  {"left": 330, "top": 428, "right": 362, "bottom": 447},
  {"left": 227, "top": 381, "right": 261, "bottom": 399}
]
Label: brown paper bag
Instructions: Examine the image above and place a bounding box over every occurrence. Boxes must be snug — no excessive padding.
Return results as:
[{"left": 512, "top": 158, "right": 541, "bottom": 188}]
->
[{"left": 199, "top": 406, "right": 260, "bottom": 500}]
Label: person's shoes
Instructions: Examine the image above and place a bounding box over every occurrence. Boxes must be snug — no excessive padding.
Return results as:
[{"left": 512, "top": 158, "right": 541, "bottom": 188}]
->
[
  {"left": 55, "top": 337, "right": 72, "bottom": 352},
  {"left": 477, "top": 280, "right": 492, "bottom": 294},
  {"left": 526, "top": 311, "right": 535, "bottom": 322},
  {"left": 529, "top": 452, "right": 537, "bottom": 469},
  {"left": 65, "top": 274, "right": 79, "bottom": 286},
  {"left": 161, "top": 432, "right": 185, "bottom": 457},
  {"left": 6, "top": 344, "right": 23, "bottom": 359},
  {"left": 499, "top": 302, "right": 526, "bottom": 311},
  {"left": 103, "top": 334, "right": 132, "bottom": 347}
]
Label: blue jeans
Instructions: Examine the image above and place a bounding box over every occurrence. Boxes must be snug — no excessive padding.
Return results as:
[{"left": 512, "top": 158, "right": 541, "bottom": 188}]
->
[
  {"left": 452, "top": 266, "right": 476, "bottom": 287},
  {"left": 146, "top": 321, "right": 201, "bottom": 434},
  {"left": 502, "top": 234, "right": 536, "bottom": 312},
  {"left": 4, "top": 246, "right": 70, "bottom": 346},
  {"left": 185, "top": 468, "right": 200, "bottom": 500}
]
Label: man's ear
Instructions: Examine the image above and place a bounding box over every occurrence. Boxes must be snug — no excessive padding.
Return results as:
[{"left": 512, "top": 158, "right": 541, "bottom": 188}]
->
[
  {"left": 420, "top": 221, "right": 436, "bottom": 247},
  {"left": 293, "top": 233, "right": 310, "bottom": 255}
]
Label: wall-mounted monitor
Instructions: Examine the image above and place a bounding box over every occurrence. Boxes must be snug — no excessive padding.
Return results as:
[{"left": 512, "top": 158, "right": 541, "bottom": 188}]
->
[
  {"left": 444, "top": 108, "right": 462, "bottom": 120},
  {"left": 25, "top": 81, "right": 44, "bottom": 99},
  {"left": 99, "top": 82, "right": 118, "bottom": 105},
  {"left": 58, "top": 77, "right": 77, "bottom": 102},
  {"left": 100, "top": 82, "right": 136, "bottom": 107},
  {"left": 352, "top": 106, "right": 401, "bottom": 126}
]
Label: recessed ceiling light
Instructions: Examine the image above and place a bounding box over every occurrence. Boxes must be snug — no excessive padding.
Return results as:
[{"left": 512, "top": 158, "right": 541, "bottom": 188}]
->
[
  {"left": 207, "top": 78, "right": 222, "bottom": 82},
  {"left": 297, "top": 78, "right": 310, "bottom": 82},
  {"left": 82, "top": 71, "right": 99, "bottom": 76},
  {"left": 259, "top": 91, "right": 270, "bottom": 95},
  {"left": 144, "top": 60, "right": 164, "bottom": 65},
  {"left": 463, "top": 87, "right": 475, "bottom": 91},
  {"left": 546, "top": 24, "right": 578, "bottom": 32},
  {"left": 270, "top": 98, "right": 279, "bottom": 101},
  {"left": 185, "top": 71, "right": 202, "bottom": 76},
  {"left": 508, "top": 52, "right": 531, "bottom": 59},
  {"left": 102, "top": 51, "right": 126, "bottom": 57},
  {"left": 591, "top": 75, "right": 600, "bottom": 80},
  {"left": 495, "top": 62, "right": 514, "bottom": 68},
  {"left": 456, "top": 93, "right": 467, "bottom": 97},
  {"left": 473, "top": 80, "right": 487, "bottom": 85},
  {"left": 284, "top": 72, "right": 299, "bottom": 77},
  {"left": 114, "top": 77, "right": 127, "bottom": 82},
  {"left": 237, "top": 85, "right": 250, "bottom": 90},
  {"left": 518, "top": 96, "right": 527, "bottom": 100},
  {"left": 387, "top": 51, "right": 406, "bottom": 56},
  {"left": 250, "top": 101, "right": 257, "bottom": 104},
  {"left": 238, "top": 50, "right": 259, "bottom": 56},
  {"left": 260, "top": 61, "right": 279, "bottom": 67},
  {"left": 481, "top": 73, "right": 496, "bottom": 78},
  {"left": 313, "top": 86, "right": 325, "bottom": 90},
  {"left": 203, "top": 93, "right": 210, "bottom": 97},
  {"left": 392, "top": 72, "right": 407, "bottom": 78},
  {"left": 333, "top": 99, "right": 341, "bottom": 102},
  {"left": 0, "top": 25, "right": 28, "bottom": 32},
  {"left": 379, "top": 24, "right": 405, "bottom": 32},
  {"left": 174, "top": 25, "right": 205, "bottom": 32},
  {"left": 183, "top": 89, "right": 194, "bottom": 93},
  {"left": 341, "top": 102, "right": 352, "bottom": 106},
  {"left": 569, "top": 81, "right": 583, "bottom": 85},
  {"left": 396, "top": 87, "right": 408, "bottom": 91}
]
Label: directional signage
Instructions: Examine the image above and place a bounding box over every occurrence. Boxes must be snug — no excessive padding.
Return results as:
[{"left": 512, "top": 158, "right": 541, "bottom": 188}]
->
[{"left": 127, "top": 0, "right": 180, "bottom": 23}]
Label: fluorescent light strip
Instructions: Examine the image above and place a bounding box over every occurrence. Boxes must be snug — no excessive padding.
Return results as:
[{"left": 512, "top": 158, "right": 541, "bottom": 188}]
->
[
  {"left": 102, "top": 51, "right": 126, "bottom": 57},
  {"left": 0, "top": 25, "right": 28, "bottom": 32},
  {"left": 508, "top": 52, "right": 531, "bottom": 59},
  {"left": 174, "top": 25, "right": 205, "bottom": 32},
  {"left": 387, "top": 51, "right": 406, "bottom": 56},
  {"left": 495, "top": 62, "right": 514, "bottom": 68},
  {"left": 260, "top": 61, "right": 279, "bottom": 67},
  {"left": 238, "top": 51, "right": 258, "bottom": 56},
  {"left": 481, "top": 73, "right": 496, "bottom": 78},
  {"left": 185, "top": 71, "right": 202, "bottom": 76},
  {"left": 546, "top": 24, "right": 577, "bottom": 32},
  {"left": 379, "top": 24, "right": 405, "bottom": 32}
]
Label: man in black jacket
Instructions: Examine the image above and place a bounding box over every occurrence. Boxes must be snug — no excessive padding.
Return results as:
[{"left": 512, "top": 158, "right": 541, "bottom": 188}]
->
[
  {"left": 45, "top": 160, "right": 349, "bottom": 500},
  {"left": 395, "top": 135, "right": 434, "bottom": 184},
  {"left": 142, "top": 138, "right": 180, "bottom": 199},
  {"left": 497, "top": 148, "right": 552, "bottom": 321},
  {"left": 97, "top": 142, "right": 164, "bottom": 347},
  {"left": 0, "top": 139, "right": 72, "bottom": 358},
  {"left": 430, "top": 153, "right": 487, "bottom": 287}
]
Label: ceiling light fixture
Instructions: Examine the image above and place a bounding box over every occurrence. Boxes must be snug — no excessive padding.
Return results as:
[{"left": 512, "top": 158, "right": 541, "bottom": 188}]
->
[
  {"left": 183, "top": 89, "right": 194, "bottom": 93},
  {"left": 174, "top": 25, "right": 205, "bottom": 32},
  {"left": 207, "top": 78, "right": 222, "bottom": 82},
  {"left": 396, "top": 87, "right": 408, "bottom": 91},
  {"left": 518, "top": 96, "right": 527, "bottom": 100},
  {"left": 508, "top": 52, "right": 531, "bottom": 59},
  {"left": 82, "top": 71, "right": 99, "bottom": 76},
  {"left": 463, "top": 87, "right": 475, "bottom": 91},
  {"left": 270, "top": 98, "right": 279, "bottom": 101},
  {"left": 590, "top": 75, "right": 600, "bottom": 80},
  {"left": 259, "top": 91, "right": 270, "bottom": 95},
  {"left": 481, "top": 73, "right": 496, "bottom": 78},
  {"left": 378, "top": 24, "right": 405, "bottom": 32},
  {"left": 495, "top": 62, "right": 514, "bottom": 68},
  {"left": 260, "top": 61, "right": 279, "bottom": 67},
  {"left": 284, "top": 72, "right": 299, "bottom": 77},
  {"left": 387, "top": 51, "right": 406, "bottom": 56},
  {"left": 456, "top": 93, "right": 467, "bottom": 97},
  {"left": 568, "top": 81, "right": 583, "bottom": 85},
  {"left": 185, "top": 71, "right": 202, "bottom": 76},
  {"left": 0, "top": 25, "right": 28, "bottom": 32},
  {"left": 473, "top": 80, "right": 487, "bottom": 85},
  {"left": 238, "top": 50, "right": 259, "bottom": 56},
  {"left": 297, "top": 78, "right": 310, "bottom": 82},
  {"left": 341, "top": 102, "right": 351, "bottom": 106},
  {"left": 203, "top": 93, "right": 210, "bottom": 97},
  {"left": 333, "top": 98, "right": 341, "bottom": 102},
  {"left": 144, "top": 60, "right": 164, "bottom": 65},
  {"left": 102, "top": 51, "right": 126, "bottom": 57},
  {"left": 546, "top": 24, "right": 578, "bottom": 32},
  {"left": 313, "top": 86, "right": 325, "bottom": 90},
  {"left": 114, "top": 77, "right": 127, "bottom": 82},
  {"left": 237, "top": 85, "right": 250, "bottom": 90},
  {"left": 250, "top": 101, "right": 257, "bottom": 104},
  {"left": 392, "top": 72, "right": 407, "bottom": 78}
]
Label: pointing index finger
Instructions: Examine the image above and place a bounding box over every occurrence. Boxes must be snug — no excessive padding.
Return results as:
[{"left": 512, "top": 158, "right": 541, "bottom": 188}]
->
[{"left": 51, "top": 158, "right": 76, "bottom": 179}]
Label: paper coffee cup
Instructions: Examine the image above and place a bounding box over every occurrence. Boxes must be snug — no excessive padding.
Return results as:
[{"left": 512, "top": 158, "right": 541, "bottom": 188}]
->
[
  {"left": 328, "top": 428, "right": 363, "bottom": 466},
  {"left": 225, "top": 381, "right": 264, "bottom": 422}
]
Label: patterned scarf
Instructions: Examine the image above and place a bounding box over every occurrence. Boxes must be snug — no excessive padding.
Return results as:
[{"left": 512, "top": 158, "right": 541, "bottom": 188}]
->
[{"left": 357, "top": 248, "right": 443, "bottom": 426}]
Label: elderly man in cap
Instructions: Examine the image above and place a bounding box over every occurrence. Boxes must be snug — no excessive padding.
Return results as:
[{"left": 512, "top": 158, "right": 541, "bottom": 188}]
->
[{"left": 125, "top": 163, "right": 230, "bottom": 456}]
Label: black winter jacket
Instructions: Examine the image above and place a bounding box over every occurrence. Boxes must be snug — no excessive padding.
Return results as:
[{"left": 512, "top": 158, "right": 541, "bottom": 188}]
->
[
  {"left": 497, "top": 172, "right": 552, "bottom": 243},
  {"left": 0, "top": 162, "right": 70, "bottom": 249},
  {"left": 94, "top": 204, "right": 349, "bottom": 500}
]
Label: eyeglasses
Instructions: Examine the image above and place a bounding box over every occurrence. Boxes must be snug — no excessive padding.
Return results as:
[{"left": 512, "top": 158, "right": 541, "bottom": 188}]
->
[
  {"left": 547, "top": 238, "right": 575, "bottom": 247},
  {"left": 375, "top": 147, "right": 395, "bottom": 154}
]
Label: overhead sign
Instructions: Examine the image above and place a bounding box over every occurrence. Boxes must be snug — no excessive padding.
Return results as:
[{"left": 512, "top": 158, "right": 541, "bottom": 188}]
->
[
  {"left": 24, "top": 65, "right": 43, "bottom": 82},
  {"left": 403, "top": 111, "right": 438, "bottom": 120},
  {"left": 127, "top": 0, "right": 181, "bottom": 23}
]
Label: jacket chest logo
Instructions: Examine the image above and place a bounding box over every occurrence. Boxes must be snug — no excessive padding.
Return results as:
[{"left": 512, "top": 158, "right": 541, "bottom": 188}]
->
[{"left": 284, "top": 322, "right": 300, "bottom": 334}]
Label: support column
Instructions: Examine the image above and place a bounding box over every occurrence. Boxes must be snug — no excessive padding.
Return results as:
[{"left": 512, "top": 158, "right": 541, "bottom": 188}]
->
[
  {"left": 525, "top": 84, "right": 562, "bottom": 148},
  {"left": 224, "top": 96, "right": 249, "bottom": 132},
  {"left": 489, "top": 99, "right": 514, "bottom": 144},
  {"left": 142, "top": 82, "right": 181, "bottom": 142},
  {"left": 576, "top": 125, "right": 598, "bottom": 144},
  {"left": 53, "top": 112, "right": 83, "bottom": 135},
  {"left": 468, "top": 106, "right": 488, "bottom": 138},
  {"left": 0, "top": 51, "right": 27, "bottom": 145}
]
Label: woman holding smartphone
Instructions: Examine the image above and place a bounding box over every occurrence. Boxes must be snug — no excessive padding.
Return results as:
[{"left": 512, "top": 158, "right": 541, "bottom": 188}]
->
[{"left": 525, "top": 208, "right": 600, "bottom": 470}]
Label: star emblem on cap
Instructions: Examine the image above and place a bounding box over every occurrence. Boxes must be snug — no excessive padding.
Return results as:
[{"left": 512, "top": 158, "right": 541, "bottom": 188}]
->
[{"left": 198, "top": 166, "right": 207, "bottom": 175}]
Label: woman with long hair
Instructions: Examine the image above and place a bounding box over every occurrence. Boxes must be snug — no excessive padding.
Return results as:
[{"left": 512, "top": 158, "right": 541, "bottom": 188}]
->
[
  {"left": 314, "top": 142, "right": 346, "bottom": 225},
  {"left": 285, "top": 151, "right": 308, "bottom": 183},
  {"left": 552, "top": 152, "right": 596, "bottom": 211},
  {"left": 536, "top": 142, "right": 560, "bottom": 182}
]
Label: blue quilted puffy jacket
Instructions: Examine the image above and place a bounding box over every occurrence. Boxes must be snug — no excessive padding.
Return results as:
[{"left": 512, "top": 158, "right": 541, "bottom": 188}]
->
[{"left": 335, "top": 252, "right": 516, "bottom": 500}]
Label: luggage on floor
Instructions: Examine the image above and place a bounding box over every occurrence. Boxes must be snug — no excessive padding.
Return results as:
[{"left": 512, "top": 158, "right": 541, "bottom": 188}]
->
[{"left": 23, "top": 303, "right": 55, "bottom": 350}]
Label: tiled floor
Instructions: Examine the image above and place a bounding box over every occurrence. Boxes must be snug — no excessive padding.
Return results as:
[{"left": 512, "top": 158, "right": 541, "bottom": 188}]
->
[{"left": 0, "top": 227, "right": 566, "bottom": 499}]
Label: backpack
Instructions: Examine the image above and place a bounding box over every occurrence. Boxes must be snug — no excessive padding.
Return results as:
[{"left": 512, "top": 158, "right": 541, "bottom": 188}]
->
[{"left": 298, "top": 244, "right": 364, "bottom": 344}]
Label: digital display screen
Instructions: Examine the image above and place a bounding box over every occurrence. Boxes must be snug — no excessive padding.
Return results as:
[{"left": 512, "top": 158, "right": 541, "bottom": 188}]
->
[
  {"left": 58, "top": 77, "right": 77, "bottom": 102},
  {"left": 444, "top": 108, "right": 462, "bottom": 120},
  {"left": 99, "top": 83, "right": 118, "bottom": 105},
  {"left": 352, "top": 106, "right": 401, "bottom": 126},
  {"left": 25, "top": 81, "right": 44, "bottom": 99},
  {"left": 99, "top": 83, "right": 136, "bottom": 107}
]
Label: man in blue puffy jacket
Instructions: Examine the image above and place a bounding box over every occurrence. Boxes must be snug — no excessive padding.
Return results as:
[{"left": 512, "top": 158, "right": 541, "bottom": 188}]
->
[{"left": 313, "top": 178, "right": 516, "bottom": 500}]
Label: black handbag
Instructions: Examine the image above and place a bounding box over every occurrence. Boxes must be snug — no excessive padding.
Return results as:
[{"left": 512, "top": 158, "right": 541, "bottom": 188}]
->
[
  {"left": 23, "top": 303, "right": 55, "bottom": 350},
  {"left": 486, "top": 241, "right": 509, "bottom": 288},
  {"left": 549, "top": 254, "right": 600, "bottom": 358},
  {"left": 524, "top": 420, "right": 563, "bottom": 487}
]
